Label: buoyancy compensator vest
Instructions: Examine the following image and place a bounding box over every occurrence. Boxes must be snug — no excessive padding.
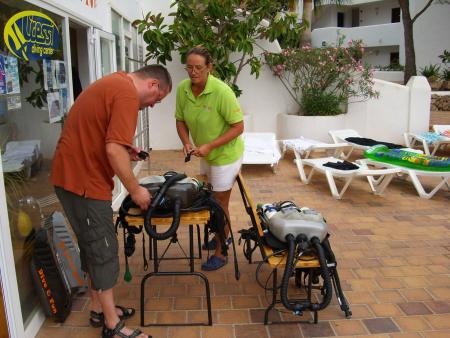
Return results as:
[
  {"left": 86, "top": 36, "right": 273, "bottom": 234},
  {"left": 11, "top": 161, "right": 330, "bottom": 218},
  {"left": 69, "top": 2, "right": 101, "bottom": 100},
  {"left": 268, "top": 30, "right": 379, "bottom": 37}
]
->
[
  {"left": 258, "top": 201, "right": 334, "bottom": 315},
  {"left": 118, "top": 171, "right": 241, "bottom": 280}
]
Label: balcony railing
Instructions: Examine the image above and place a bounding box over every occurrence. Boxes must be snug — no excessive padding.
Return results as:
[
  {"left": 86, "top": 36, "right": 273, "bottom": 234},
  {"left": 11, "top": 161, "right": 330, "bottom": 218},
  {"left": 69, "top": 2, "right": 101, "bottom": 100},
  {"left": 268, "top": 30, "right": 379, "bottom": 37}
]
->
[{"left": 312, "top": 22, "right": 403, "bottom": 48}]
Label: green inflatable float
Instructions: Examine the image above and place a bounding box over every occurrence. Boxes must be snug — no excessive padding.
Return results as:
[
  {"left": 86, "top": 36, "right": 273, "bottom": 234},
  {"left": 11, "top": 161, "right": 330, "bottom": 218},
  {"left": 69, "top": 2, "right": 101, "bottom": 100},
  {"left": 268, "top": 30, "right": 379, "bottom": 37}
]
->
[{"left": 364, "top": 145, "right": 450, "bottom": 172}]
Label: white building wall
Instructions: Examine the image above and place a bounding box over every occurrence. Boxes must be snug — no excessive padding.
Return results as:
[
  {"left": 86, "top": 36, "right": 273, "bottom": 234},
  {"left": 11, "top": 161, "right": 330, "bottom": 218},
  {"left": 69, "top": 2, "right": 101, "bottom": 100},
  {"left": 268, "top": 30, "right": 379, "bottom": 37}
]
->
[
  {"left": 364, "top": 46, "right": 399, "bottom": 66},
  {"left": 412, "top": 0, "right": 450, "bottom": 69},
  {"left": 358, "top": 0, "right": 398, "bottom": 26}
]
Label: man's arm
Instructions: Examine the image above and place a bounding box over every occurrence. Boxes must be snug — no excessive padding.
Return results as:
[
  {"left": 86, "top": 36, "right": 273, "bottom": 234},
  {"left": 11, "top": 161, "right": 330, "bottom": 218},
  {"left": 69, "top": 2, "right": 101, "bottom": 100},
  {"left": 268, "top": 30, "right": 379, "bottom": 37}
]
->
[{"left": 106, "top": 142, "right": 151, "bottom": 210}]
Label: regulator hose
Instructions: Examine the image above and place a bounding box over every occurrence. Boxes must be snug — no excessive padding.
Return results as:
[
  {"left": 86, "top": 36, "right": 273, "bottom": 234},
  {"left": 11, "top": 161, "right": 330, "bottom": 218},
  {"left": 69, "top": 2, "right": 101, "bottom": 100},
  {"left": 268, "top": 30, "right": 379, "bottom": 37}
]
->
[
  {"left": 310, "top": 237, "right": 333, "bottom": 311},
  {"left": 280, "top": 234, "right": 307, "bottom": 314},
  {"left": 143, "top": 172, "right": 187, "bottom": 240},
  {"left": 144, "top": 197, "right": 181, "bottom": 240}
]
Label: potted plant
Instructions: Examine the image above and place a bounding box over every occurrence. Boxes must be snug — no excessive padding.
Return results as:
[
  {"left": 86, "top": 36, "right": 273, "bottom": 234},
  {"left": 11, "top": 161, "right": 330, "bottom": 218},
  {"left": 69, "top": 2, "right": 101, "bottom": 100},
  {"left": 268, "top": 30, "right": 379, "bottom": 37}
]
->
[
  {"left": 264, "top": 38, "right": 379, "bottom": 140},
  {"left": 133, "top": 0, "right": 304, "bottom": 97},
  {"left": 438, "top": 49, "right": 450, "bottom": 90},
  {"left": 419, "top": 64, "right": 442, "bottom": 91}
]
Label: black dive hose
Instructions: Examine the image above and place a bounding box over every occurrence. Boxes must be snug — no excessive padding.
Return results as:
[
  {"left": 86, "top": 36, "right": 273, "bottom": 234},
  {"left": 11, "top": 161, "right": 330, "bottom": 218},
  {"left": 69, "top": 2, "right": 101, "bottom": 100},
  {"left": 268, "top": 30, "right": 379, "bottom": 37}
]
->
[
  {"left": 143, "top": 173, "right": 186, "bottom": 240},
  {"left": 310, "top": 237, "right": 333, "bottom": 311},
  {"left": 280, "top": 234, "right": 304, "bottom": 313},
  {"left": 280, "top": 235, "right": 333, "bottom": 314}
]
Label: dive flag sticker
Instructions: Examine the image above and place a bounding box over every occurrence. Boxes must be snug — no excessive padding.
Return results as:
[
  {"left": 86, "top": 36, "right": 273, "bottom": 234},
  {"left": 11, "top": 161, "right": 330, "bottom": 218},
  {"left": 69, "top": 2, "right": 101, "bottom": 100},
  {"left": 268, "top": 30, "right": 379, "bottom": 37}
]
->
[{"left": 4, "top": 11, "right": 60, "bottom": 61}]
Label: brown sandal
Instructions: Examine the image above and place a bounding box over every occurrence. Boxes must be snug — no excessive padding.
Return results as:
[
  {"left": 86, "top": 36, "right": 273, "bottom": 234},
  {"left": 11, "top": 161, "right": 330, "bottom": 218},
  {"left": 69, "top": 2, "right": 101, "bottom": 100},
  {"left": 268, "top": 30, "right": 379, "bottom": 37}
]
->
[
  {"left": 101, "top": 320, "right": 150, "bottom": 338},
  {"left": 90, "top": 305, "right": 135, "bottom": 328}
]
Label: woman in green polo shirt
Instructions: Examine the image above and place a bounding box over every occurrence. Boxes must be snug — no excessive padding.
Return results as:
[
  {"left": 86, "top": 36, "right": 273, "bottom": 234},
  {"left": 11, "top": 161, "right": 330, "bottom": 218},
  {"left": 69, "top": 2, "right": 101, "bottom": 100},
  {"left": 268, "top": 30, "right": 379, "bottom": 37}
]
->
[{"left": 175, "top": 46, "right": 244, "bottom": 271}]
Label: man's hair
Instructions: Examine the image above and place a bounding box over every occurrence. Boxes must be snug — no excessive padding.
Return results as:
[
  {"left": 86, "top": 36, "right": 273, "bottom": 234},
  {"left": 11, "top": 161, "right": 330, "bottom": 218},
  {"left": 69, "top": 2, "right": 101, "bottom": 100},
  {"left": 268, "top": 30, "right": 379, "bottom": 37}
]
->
[
  {"left": 133, "top": 64, "right": 172, "bottom": 91},
  {"left": 186, "top": 45, "right": 213, "bottom": 65}
]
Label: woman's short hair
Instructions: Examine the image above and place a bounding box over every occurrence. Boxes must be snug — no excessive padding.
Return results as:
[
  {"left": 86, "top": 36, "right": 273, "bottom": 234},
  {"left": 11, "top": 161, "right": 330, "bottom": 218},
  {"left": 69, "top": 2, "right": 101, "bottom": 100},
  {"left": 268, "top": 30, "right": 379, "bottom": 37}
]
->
[
  {"left": 186, "top": 46, "right": 213, "bottom": 65},
  {"left": 133, "top": 64, "right": 172, "bottom": 91}
]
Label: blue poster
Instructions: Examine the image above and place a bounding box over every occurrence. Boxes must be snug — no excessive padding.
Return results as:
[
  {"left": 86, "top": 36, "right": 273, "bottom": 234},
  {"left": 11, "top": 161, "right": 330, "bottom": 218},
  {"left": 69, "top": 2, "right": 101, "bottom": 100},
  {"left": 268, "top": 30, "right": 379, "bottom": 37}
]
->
[{"left": 0, "top": 55, "right": 5, "bottom": 94}]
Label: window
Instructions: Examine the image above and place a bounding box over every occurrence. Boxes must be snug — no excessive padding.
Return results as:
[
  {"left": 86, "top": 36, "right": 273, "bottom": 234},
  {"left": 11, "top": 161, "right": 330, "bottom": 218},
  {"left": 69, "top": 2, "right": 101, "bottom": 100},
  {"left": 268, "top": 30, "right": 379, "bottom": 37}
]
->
[
  {"left": 111, "top": 11, "right": 143, "bottom": 71},
  {"left": 390, "top": 52, "right": 400, "bottom": 65},
  {"left": 111, "top": 10, "right": 122, "bottom": 70},
  {"left": 391, "top": 8, "right": 400, "bottom": 23},
  {"left": 337, "top": 12, "right": 345, "bottom": 27}
]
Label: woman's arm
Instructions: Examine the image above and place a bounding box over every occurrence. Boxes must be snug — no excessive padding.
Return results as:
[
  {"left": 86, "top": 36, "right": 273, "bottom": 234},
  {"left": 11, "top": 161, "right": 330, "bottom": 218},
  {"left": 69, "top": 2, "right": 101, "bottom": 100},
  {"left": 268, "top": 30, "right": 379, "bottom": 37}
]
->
[{"left": 194, "top": 121, "right": 244, "bottom": 157}]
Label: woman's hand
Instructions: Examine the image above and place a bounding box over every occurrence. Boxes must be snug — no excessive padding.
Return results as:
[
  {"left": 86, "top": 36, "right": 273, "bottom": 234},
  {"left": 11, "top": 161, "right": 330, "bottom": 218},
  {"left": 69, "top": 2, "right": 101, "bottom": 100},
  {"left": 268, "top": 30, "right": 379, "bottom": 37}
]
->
[
  {"left": 183, "top": 143, "right": 194, "bottom": 155},
  {"left": 193, "top": 144, "right": 212, "bottom": 157}
]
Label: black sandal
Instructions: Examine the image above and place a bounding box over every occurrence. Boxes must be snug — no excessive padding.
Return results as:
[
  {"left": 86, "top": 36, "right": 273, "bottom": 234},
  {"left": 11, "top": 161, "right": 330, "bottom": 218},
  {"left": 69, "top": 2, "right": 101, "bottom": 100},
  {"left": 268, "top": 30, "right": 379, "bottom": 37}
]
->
[
  {"left": 90, "top": 305, "right": 136, "bottom": 328},
  {"left": 102, "top": 320, "right": 150, "bottom": 338}
]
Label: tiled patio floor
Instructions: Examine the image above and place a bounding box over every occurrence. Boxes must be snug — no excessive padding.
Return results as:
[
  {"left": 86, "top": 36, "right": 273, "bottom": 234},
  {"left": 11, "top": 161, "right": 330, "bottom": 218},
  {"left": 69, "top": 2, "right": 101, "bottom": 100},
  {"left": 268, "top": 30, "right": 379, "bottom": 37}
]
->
[{"left": 37, "top": 149, "right": 449, "bottom": 338}]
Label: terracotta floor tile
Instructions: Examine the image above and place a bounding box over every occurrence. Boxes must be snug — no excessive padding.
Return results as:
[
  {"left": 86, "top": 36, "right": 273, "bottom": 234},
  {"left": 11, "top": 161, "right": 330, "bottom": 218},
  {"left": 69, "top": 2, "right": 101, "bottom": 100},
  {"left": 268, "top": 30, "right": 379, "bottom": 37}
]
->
[
  {"left": 331, "top": 319, "right": 368, "bottom": 335},
  {"left": 173, "top": 296, "right": 202, "bottom": 310},
  {"left": 201, "top": 325, "right": 234, "bottom": 338},
  {"left": 373, "top": 290, "right": 406, "bottom": 303},
  {"left": 425, "top": 300, "right": 450, "bottom": 314},
  {"left": 421, "top": 330, "right": 450, "bottom": 338},
  {"left": 363, "top": 318, "right": 400, "bottom": 334},
  {"left": 398, "top": 302, "right": 433, "bottom": 315},
  {"left": 400, "top": 288, "right": 434, "bottom": 302},
  {"left": 217, "top": 309, "right": 250, "bottom": 324},
  {"left": 393, "top": 316, "right": 431, "bottom": 332},
  {"left": 370, "top": 303, "right": 404, "bottom": 317},
  {"left": 267, "top": 323, "right": 301, "bottom": 338},
  {"left": 425, "top": 314, "right": 450, "bottom": 329},
  {"left": 234, "top": 324, "right": 269, "bottom": 338},
  {"left": 300, "top": 321, "right": 335, "bottom": 337},
  {"left": 167, "top": 326, "right": 201, "bottom": 338}
]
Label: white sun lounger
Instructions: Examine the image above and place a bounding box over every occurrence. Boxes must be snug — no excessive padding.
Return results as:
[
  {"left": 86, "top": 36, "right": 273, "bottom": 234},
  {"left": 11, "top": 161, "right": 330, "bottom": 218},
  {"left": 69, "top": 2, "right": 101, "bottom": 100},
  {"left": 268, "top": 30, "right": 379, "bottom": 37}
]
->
[
  {"left": 403, "top": 125, "right": 450, "bottom": 155},
  {"left": 242, "top": 132, "right": 282, "bottom": 173},
  {"left": 362, "top": 158, "right": 450, "bottom": 199},
  {"left": 292, "top": 144, "right": 401, "bottom": 199}
]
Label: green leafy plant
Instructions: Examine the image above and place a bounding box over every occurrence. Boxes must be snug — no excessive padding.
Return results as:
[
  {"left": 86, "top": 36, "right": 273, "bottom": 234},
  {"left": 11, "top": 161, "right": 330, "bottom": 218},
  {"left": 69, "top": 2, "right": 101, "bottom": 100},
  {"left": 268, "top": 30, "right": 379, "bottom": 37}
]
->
[
  {"left": 419, "top": 64, "right": 441, "bottom": 81},
  {"left": 133, "top": 0, "right": 305, "bottom": 96},
  {"left": 375, "top": 63, "right": 405, "bottom": 71},
  {"left": 439, "top": 49, "right": 450, "bottom": 64},
  {"left": 265, "top": 38, "right": 379, "bottom": 116},
  {"left": 441, "top": 69, "right": 450, "bottom": 81}
]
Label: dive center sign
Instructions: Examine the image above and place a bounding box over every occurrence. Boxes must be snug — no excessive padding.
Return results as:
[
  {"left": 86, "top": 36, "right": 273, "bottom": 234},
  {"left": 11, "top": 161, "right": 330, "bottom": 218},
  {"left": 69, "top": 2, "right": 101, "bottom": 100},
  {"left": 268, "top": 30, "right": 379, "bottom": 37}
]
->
[{"left": 4, "top": 11, "right": 60, "bottom": 61}]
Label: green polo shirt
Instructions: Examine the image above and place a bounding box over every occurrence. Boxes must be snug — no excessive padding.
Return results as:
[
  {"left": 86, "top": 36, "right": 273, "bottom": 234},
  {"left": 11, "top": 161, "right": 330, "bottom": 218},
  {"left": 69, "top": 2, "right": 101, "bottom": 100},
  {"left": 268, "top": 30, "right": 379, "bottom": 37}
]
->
[{"left": 175, "top": 74, "right": 244, "bottom": 166}]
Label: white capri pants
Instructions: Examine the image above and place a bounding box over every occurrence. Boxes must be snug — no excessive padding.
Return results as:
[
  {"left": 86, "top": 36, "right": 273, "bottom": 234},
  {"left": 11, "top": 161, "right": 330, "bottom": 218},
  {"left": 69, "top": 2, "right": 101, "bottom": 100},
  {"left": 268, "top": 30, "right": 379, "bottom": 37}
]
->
[{"left": 200, "top": 155, "right": 243, "bottom": 192}]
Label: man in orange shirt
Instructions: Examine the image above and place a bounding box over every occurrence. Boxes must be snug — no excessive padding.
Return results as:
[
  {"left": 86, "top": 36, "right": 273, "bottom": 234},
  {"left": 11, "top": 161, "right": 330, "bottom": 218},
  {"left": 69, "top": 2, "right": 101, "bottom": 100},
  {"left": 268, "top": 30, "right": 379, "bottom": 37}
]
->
[{"left": 51, "top": 65, "right": 171, "bottom": 338}]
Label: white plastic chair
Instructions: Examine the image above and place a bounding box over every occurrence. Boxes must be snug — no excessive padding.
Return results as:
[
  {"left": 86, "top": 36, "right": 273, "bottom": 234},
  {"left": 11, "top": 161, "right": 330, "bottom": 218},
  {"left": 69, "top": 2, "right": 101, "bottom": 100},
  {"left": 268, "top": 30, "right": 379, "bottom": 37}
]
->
[{"left": 242, "top": 132, "right": 282, "bottom": 173}]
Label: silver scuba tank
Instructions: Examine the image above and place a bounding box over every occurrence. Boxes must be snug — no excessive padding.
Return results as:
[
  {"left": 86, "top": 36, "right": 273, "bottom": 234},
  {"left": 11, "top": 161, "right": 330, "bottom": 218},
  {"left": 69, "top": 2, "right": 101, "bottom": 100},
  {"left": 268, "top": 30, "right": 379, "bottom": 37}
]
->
[{"left": 264, "top": 203, "right": 328, "bottom": 243}]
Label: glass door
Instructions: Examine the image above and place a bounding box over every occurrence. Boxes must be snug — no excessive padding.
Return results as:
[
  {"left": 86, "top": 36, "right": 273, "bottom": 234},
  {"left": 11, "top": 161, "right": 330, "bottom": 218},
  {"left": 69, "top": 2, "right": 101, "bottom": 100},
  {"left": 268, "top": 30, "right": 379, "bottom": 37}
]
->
[{"left": 93, "top": 29, "right": 117, "bottom": 79}]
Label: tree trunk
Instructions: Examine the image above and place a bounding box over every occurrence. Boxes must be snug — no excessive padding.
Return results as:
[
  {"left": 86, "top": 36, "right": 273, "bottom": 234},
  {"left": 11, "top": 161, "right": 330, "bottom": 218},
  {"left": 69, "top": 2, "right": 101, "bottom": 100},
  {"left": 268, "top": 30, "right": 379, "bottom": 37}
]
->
[
  {"left": 301, "top": 0, "right": 313, "bottom": 45},
  {"left": 399, "top": 0, "right": 416, "bottom": 84}
]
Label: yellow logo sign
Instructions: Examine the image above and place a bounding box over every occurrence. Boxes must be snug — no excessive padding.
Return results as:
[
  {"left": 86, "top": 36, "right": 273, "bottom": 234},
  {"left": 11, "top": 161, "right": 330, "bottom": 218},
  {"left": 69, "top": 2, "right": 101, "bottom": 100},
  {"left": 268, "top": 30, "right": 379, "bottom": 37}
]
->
[{"left": 3, "top": 11, "right": 60, "bottom": 61}]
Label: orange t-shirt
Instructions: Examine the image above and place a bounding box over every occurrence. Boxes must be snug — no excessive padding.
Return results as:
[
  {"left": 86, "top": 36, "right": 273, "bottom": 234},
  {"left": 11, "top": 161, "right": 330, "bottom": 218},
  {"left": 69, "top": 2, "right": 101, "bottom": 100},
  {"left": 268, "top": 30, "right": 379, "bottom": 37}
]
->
[{"left": 50, "top": 72, "right": 140, "bottom": 200}]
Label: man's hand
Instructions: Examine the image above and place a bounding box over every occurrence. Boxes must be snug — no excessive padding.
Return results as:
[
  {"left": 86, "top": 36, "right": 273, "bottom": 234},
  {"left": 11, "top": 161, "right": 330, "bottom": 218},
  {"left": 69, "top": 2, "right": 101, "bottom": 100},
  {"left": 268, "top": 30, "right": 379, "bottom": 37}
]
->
[
  {"left": 193, "top": 144, "right": 212, "bottom": 157},
  {"left": 130, "top": 186, "right": 152, "bottom": 210}
]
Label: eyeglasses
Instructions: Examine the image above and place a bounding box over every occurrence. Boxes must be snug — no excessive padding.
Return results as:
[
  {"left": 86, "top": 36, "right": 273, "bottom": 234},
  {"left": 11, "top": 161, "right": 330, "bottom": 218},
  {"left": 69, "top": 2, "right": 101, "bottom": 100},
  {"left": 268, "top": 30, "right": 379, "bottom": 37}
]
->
[{"left": 184, "top": 65, "right": 207, "bottom": 73}]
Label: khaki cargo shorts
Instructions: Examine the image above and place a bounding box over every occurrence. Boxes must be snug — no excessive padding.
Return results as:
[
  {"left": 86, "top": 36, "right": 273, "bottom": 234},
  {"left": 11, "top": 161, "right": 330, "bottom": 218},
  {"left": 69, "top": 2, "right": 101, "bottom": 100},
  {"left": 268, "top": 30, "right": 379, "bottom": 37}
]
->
[{"left": 55, "top": 187, "right": 119, "bottom": 291}]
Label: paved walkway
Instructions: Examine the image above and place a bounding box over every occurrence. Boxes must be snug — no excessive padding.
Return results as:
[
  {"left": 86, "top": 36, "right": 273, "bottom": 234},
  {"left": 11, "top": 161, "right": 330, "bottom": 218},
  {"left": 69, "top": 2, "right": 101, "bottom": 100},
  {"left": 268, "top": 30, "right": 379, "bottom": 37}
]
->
[{"left": 37, "top": 150, "right": 449, "bottom": 338}]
